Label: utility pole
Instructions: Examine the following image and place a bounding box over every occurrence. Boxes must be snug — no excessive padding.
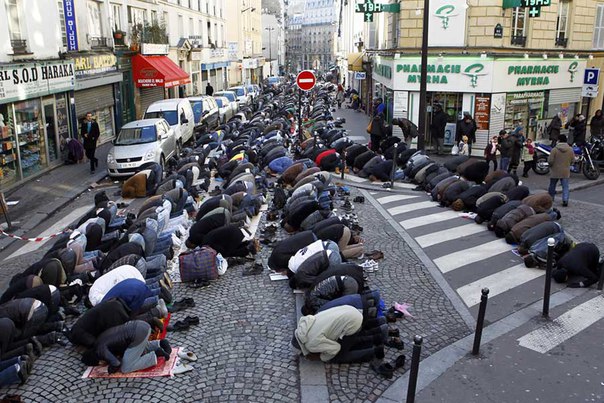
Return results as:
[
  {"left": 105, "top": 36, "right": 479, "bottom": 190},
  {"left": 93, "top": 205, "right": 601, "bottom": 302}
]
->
[{"left": 417, "top": 0, "right": 430, "bottom": 152}]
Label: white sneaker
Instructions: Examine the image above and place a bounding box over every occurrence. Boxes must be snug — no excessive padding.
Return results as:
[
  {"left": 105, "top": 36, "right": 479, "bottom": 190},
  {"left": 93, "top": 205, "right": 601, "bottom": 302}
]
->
[
  {"left": 360, "top": 260, "right": 375, "bottom": 273},
  {"left": 172, "top": 362, "right": 194, "bottom": 375}
]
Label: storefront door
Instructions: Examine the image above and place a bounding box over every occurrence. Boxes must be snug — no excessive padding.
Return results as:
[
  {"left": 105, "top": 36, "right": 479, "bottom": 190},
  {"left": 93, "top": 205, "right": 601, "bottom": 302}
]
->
[
  {"left": 426, "top": 92, "right": 463, "bottom": 146},
  {"left": 42, "top": 98, "right": 59, "bottom": 164}
]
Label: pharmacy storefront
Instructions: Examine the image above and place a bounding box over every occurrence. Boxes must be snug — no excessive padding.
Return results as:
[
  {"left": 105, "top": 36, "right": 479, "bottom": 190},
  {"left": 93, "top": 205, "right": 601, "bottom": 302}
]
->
[
  {"left": 373, "top": 55, "right": 586, "bottom": 155},
  {"left": 0, "top": 60, "right": 75, "bottom": 190}
]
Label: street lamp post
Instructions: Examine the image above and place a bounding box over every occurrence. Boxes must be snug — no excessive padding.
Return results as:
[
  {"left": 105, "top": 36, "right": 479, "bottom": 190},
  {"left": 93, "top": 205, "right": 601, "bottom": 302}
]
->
[
  {"left": 265, "top": 27, "right": 275, "bottom": 76},
  {"left": 417, "top": 0, "right": 430, "bottom": 152}
]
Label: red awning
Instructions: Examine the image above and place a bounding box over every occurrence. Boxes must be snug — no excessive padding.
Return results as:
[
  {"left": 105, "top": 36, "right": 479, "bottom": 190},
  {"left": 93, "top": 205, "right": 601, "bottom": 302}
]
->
[{"left": 132, "top": 55, "right": 191, "bottom": 88}]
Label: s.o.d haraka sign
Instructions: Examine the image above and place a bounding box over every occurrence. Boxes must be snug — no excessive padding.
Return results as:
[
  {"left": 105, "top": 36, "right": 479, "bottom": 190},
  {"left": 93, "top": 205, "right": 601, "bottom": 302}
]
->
[{"left": 0, "top": 61, "right": 75, "bottom": 103}]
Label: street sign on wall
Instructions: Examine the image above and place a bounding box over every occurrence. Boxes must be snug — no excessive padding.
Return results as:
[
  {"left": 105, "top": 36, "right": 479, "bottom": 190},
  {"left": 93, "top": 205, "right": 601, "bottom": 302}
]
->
[
  {"left": 296, "top": 70, "right": 316, "bottom": 91},
  {"left": 584, "top": 68, "right": 600, "bottom": 85}
]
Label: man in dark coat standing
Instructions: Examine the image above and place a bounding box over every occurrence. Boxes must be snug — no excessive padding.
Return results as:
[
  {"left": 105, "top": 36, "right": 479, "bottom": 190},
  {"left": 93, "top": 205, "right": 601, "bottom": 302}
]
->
[
  {"left": 430, "top": 104, "right": 448, "bottom": 155},
  {"left": 81, "top": 112, "right": 100, "bottom": 174},
  {"left": 456, "top": 112, "right": 477, "bottom": 156},
  {"left": 205, "top": 82, "right": 214, "bottom": 96},
  {"left": 548, "top": 113, "right": 562, "bottom": 146}
]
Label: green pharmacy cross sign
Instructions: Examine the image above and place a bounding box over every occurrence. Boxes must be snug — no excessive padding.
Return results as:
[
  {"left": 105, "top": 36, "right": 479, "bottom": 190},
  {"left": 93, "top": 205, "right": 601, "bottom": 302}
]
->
[
  {"left": 503, "top": 0, "right": 551, "bottom": 18},
  {"left": 355, "top": 0, "right": 401, "bottom": 22}
]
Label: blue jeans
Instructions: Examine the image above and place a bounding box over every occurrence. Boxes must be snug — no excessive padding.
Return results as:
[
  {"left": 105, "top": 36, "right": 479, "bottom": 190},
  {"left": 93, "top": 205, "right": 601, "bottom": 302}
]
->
[
  {"left": 548, "top": 178, "right": 569, "bottom": 202},
  {"left": 500, "top": 157, "right": 510, "bottom": 173},
  {"left": 120, "top": 327, "right": 160, "bottom": 373},
  {"left": 0, "top": 357, "right": 21, "bottom": 386}
]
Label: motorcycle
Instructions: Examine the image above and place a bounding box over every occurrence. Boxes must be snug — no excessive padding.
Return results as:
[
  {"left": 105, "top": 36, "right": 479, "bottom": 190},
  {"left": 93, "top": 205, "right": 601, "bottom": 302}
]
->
[
  {"left": 587, "top": 135, "right": 604, "bottom": 165},
  {"left": 533, "top": 142, "right": 600, "bottom": 180}
]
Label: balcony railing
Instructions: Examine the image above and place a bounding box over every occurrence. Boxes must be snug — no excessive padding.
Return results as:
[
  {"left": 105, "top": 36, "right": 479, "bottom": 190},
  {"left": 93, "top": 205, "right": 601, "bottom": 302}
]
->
[
  {"left": 10, "top": 39, "right": 28, "bottom": 54},
  {"left": 555, "top": 37, "right": 568, "bottom": 48},
  {"left": 90, "top": 36, "right": 110, "bottom": 49},
  {"left": 511, "top": 35, "right": 527, "bottom": 47}
]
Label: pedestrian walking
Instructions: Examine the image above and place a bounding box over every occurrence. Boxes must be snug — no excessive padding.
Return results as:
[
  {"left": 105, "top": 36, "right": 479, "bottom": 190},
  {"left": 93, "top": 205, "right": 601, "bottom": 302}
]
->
[
  {"left": 430, "top": 104, "right": 447, "bottom": 155},
  {"left": 336, "top": 84, "right": 344, "bottom": 109},
  {"left": 521, "top": 138, "right": 536, "bottom": 178},
  {"left": 548, "top": 134, "right": 574, "bottom": 207},
  {"left": 499, "top": 130, "right": 513, "bottom": 172},
  {"left": 205, "top": 82, "right": 214, "bottom": 96},
  {"left": 484, "top": 135, "right": 499, "bottom": 171},
  {"left": 590, "top": 109, "right": 604, "bottom": 139},
  {"left": 81, "top": 112, "right": 100, "bottom": 174},
  {"left": 456, "top": 112, "right": 477, "bottom": 156},
  {"left": 548, "top": 113, "right": 562, "bottom": 146},
  {"left": 509, "top": 126, "right": 525, "bottom": 175},
  {"left": 368, "top": 98, "right": 387, "bottom": 152}
]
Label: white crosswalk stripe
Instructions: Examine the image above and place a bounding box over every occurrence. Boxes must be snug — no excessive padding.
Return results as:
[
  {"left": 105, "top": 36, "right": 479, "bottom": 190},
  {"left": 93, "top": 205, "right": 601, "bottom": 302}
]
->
[
  {"left": 456, "top": 264, "right": 543, "bottom": 306},
  {"left": 399, "top": 211, "right": 460, "bottom": 229},
  {"left": 377, "top": 194, "right": 420, "bottom": 204},
  {"left": 517, "top": 295, "right": 604, "bottom": 353},
  {"left": 433, "top": 239, "right": 510, "bottom": 273},
  {"left": 394, "top": 182, "right": 419, "bottom": 190},
  {"left": 415, "top": 224, "right": 488, "bottom": 248},
  {"left": 387, "top": 201, "right": 438, "bottom": 216},
  {"left": 343, "top": 174, "right": 367, "bottom": 183},
  {"left": 347, "top": 136, "right": 367, "bottom": 142}
]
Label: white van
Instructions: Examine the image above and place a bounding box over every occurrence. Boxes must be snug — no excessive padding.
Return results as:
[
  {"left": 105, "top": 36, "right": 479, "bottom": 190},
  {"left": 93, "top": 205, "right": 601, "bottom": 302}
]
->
[{"left": 143, "top": 99, "right": 194, "bottom": 147}]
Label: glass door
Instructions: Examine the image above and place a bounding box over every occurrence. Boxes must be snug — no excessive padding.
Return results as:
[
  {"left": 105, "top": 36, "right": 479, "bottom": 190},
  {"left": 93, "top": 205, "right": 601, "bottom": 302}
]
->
[
  {"left": 42, "top": 98, "right": 59, "bottom": 164},
  {"left": 14, "top": 99, "right": 48, "bottom": 178}
]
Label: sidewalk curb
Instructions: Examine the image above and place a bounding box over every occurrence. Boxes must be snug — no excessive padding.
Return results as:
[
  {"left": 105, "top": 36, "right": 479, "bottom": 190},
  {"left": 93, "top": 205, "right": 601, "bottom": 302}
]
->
[{"left": 0, "top": 172, "right": 108, "bottom": 253}]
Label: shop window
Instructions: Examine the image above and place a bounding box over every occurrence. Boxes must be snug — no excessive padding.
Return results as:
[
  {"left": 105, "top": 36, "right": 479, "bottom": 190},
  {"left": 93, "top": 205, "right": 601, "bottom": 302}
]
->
[
  {"left": 87, "top": 1, "right": 103, "bottom": 38},
  {"left": 0, "top": 105, "right": 20, "bottom": 188},
  {"left": 593, "top": 4, "right": 604, "bottom": 49},
  {"left": 511, "top": 7, "right": 527, "bottom": 47},
  {"left": 504, "top": 91, "right": 545, "bottom": 138},
  {"left": 112, "top": 4, "right": 122, "bottom": 31},
  {"left": 555, "top": 1, "right": 569, "bottom": 47},
  {"left": 57, "top": 1, "right": 68, "bottom": 48},
  {"left": 14, "top": 100, "right": 48, "bottom": 179}
]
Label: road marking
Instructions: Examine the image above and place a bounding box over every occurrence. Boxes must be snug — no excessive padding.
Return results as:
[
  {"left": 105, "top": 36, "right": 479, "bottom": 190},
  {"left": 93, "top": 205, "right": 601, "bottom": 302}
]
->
[
  {"left": 433, "top": 239, "right": 511, "bottom": 273},
  {"left": 347, "top": 136, "right": 366, "bottom": 142},
  {"left": 343, "top": 174, "right": 367, "bottom": 183},
  {"left": 416, "top": 223, "right": 488, "bottom": 248},
  {"left": 377, "top": 194, "right": 420, "bottom": 204},
  {"left": 387, "top": 201, "right": 438, "bottom": 216},
  {"left": 298, "top": 78, "right": 315, "bottom": 83},
  {"left": 517, "top": 294, "right": 604, "bottom": 353},
  {"left": 399, "top": 211, "right": 460, "bottom": 229},
  {"left": 4, "top": 205, "right": 92, "bottom": 261},
  {"left": 456, "top": 264, "right": 543, "bottom": 306}
]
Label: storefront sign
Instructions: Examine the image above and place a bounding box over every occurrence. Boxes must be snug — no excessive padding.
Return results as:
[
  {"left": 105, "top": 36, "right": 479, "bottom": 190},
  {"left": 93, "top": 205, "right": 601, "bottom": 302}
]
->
[
  {"left": 429, "top": 0, "right": 467, "bottom": 47},
  {"left": 242, "top": 58, "right": 258, "bottom": 69},
  {"left": 141, "top": 43, "right": 169, "bottom": 55},
  {"left": 227, "top": 42, "right": 239, "bottom": 61},
  {"left": 493, "top": 59, "right": 586, "bottom": 92},
  {"left": 354, "top": 72, "right": 367, "bottom": 80},
  {"left": 393, "top": 57, "right": 493, "bottom": 92},
  {"left": 474, "top": 96, "right": 491, "bottom": 130},
  {"left": 72, "top": 54, "right": 117, "bottom": 78},
  {"left": 374, "top": 63, "right": 392, "bottom": 79},
  {"left": 0, "top": 61, "right": 75, "bottom": 103},
  {"left": 494, "top": 24, "right": 503, "bottom": 38},
  {"left": 63, "top": 0, "right": 78, "bottom": 51}
]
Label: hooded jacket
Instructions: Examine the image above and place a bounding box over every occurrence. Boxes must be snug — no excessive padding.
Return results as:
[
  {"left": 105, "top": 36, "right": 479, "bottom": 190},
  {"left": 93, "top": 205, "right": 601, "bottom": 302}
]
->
[
  {"left": 290, "top": 250, "right": 330, "bottom": 289},
  {"left": 548, "top": 142, "right": 574, "bottom": 179},
  {"left": 522, "top": 193, "right": 553, "bottom": 213},
  {"left": 294, "top": 305, "right": 363, "bottom": 362},
  {"left": 88, "top": 265, "right": 145, "bottom": 306},
  {"left": 507, "top": 213, "right": 555, "bottom": 244},
  {"left": 495, "top": 204, "right": 535, "bottom": 236},
  {"left": 303, "top": 275, "right": 360, "bottom": 315}
]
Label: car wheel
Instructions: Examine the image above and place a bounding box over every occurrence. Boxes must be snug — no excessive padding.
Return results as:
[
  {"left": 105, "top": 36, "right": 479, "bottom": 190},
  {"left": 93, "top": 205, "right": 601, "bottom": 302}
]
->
[{"left": 175, "top": 141, "right": 182, "bottom": 158}]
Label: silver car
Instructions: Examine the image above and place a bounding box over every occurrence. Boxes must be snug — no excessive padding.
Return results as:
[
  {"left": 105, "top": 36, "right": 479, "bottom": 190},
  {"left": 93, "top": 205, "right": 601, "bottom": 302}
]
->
[
  {"left": 214, "top": 96, "right": 234, "bottom": 123},
  {"left": 214, "top": 90, "right": 239, "bottom": 114},
  {"left": 106, "top": 119, "right": 177, "bottom": 178}
]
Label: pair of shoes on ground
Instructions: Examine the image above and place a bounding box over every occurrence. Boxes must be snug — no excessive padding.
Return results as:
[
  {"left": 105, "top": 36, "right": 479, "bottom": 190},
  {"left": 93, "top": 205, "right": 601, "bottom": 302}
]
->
[
  {"left": 364, "top": 250, "right": 384, "bottom": 260},
  {"left": 168, "top": 297, "right": 195, "bottom": 313},
  {"left": 361, "top": 259, "right": 379, "bottom": 273},
  {"left": 173, "top": 350, "right": 198, "bottom": 375},
  {"left": 167, "top": 316, "right": 199, "bottom": 332},
  {"left": 370, "top": 355, "right": 406, "bottom": 379},
  {"left": 242, "top": 262, "right": 264, "bottom": 276}
]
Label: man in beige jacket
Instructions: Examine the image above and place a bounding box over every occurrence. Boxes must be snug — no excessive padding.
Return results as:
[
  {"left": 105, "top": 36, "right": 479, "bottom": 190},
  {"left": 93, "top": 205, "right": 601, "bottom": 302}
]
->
[{"left": 547, "top": 134, "right": 575, "bottom": 207}]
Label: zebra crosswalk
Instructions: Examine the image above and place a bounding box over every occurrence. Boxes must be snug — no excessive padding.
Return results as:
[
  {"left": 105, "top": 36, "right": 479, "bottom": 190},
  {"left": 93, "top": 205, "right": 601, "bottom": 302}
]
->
[{"left": 367, "top": 188, "right": 567, "bottom": 323}]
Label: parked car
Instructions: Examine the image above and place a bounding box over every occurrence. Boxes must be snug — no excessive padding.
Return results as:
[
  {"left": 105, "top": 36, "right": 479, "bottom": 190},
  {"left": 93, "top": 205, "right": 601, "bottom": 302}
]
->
[
  {"left": 106, "top": 119, "right": 176, "bottom": 178},
  {"left": 247, "top": 84, "right": 260, "bottom": 100},
  {"left": 227, "top": 86, "right": 251, "bottom": 106},
  {"left": 214, "top": 90, "right": 239, "bottom": 114},
  {"left": 214, "top": 96, "right": 234, "bottom": 123},
  {"left": 188, "top": 95, "right": 220, "bottom": 134},
  {"left": 143, "top": 99, "right": 194, "bottom": 149},
  {"left": 266, "top": 76, "right": 282, "bottom": 89}
]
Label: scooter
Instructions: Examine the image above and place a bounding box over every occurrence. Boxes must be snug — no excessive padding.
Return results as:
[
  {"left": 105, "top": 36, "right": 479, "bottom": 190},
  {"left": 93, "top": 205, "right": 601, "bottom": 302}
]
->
[{"left": 533, "top": 142, "right": 600, "bottom": 180}]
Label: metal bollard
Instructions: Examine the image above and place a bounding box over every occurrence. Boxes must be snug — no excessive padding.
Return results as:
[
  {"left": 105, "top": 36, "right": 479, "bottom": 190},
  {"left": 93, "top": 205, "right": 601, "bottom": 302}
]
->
[
  {"left": 597, "top": 258, "right": 604, "bottom": 291},
  {"left": 542, "top": 237, "right": 555, "bottom": 317},
  {"left": 406, "top": 335, "right": 423, "bottom": 403},
  {"left": 471, "top": 288, "right": 490, "bottom": 356},
  {"left": 390, "top": 143, "right": 399, "bottom": 189}
]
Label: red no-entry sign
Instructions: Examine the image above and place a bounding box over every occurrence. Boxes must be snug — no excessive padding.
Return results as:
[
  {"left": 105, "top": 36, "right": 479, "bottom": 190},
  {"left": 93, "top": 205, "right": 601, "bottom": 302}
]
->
[{"left": 296, "top": 70, "right": 316, "bottom": 91}]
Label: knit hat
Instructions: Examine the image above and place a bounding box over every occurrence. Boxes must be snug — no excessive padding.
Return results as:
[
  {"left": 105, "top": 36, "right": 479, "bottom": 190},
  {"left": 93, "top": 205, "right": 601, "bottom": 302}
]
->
[{"left": 552, "top": 268, "right": 568, "bottom": 283}]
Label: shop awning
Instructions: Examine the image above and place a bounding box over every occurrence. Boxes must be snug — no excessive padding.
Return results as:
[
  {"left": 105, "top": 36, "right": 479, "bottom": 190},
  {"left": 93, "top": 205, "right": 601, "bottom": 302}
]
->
[
  {"left": 348, "top": 53, "right": 364, "bottom": 72},
  {"left": 132, "top": 55, "right": 191, "bottom": 88}
]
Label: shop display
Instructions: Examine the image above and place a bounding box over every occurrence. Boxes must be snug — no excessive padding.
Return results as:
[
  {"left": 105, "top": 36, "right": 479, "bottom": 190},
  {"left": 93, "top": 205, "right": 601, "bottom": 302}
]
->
[
  {"left": 14, "top": 100, "right": 48, "bottom": 178},
  {"left": 504, "top": 91, "right": 545, "bottom": 138},
  {"left": 0, "top": 106, "right": 20, "bottom": 188}
]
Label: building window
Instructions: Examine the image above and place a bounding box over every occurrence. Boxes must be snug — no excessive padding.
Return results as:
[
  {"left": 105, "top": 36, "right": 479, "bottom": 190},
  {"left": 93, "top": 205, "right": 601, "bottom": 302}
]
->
[
  {"left": 87, "top": 0, "right": 103, "bottom": 37},
  {"left": 178, "top": 15, "right": 184, "bottom": 38},
  {"left": 593, "top": 4, "right": 604, "bottom": 49},
  {"left": 5, "top": 0, "right": 23, "bottom": 40},
  {"left": 556, "top": 1, "right": 569, "bottom": 47},
  {"left": 207, "top": 21, "right": 212, "bottom": 44},
  {"left": 57, "top": 1, "right": 68, "bottom": 47},
  {"left": 511, "top": 7, "right": 527, "bottom": 46},
  {"left": 128, "top": 6, "right": 145, "bottom": 25},
  {"left": 151, "top": 10, "right": 157, "bottom": 23},
  {"left": 189, "top": 17, "right": 194, "bottom": 36},
  {"left": 111, "top": 4, "right": 122, "bottom": 30}
]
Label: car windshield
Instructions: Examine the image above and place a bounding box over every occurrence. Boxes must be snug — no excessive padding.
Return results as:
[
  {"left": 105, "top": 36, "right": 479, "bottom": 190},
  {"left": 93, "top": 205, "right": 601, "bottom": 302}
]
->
[
  {"left": 144, "top": 110, "right": 177, "bottom": 126},
  {"left": 231, "top": 88, "right": 245, "bottom": 96},
  {"left": 115, "top": 126, "right": 157, "bottom": 146},
  {"left": 268, "top": 77, "right": 279, "bottom": 84},
  {"left": 215, "top": 98, "right": 223, "bottom": 108},
  {"left": 189, "top": 101, "right": 202, "bottom": 123},
  {"left": 247, "top": 85, "right": 254, "bottom": 92},
  {"left": 220, "top": 93, "right": 235, "bottom": 102}
]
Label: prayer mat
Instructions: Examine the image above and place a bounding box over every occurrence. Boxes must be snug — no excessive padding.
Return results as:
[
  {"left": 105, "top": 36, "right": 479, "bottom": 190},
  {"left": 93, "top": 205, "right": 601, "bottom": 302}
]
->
[
  {"left": 150, "top": 313, "right": 170, "bottom": 340},
  {"left": 82, "top": 347, "right": 180, "bottom": 379}
]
